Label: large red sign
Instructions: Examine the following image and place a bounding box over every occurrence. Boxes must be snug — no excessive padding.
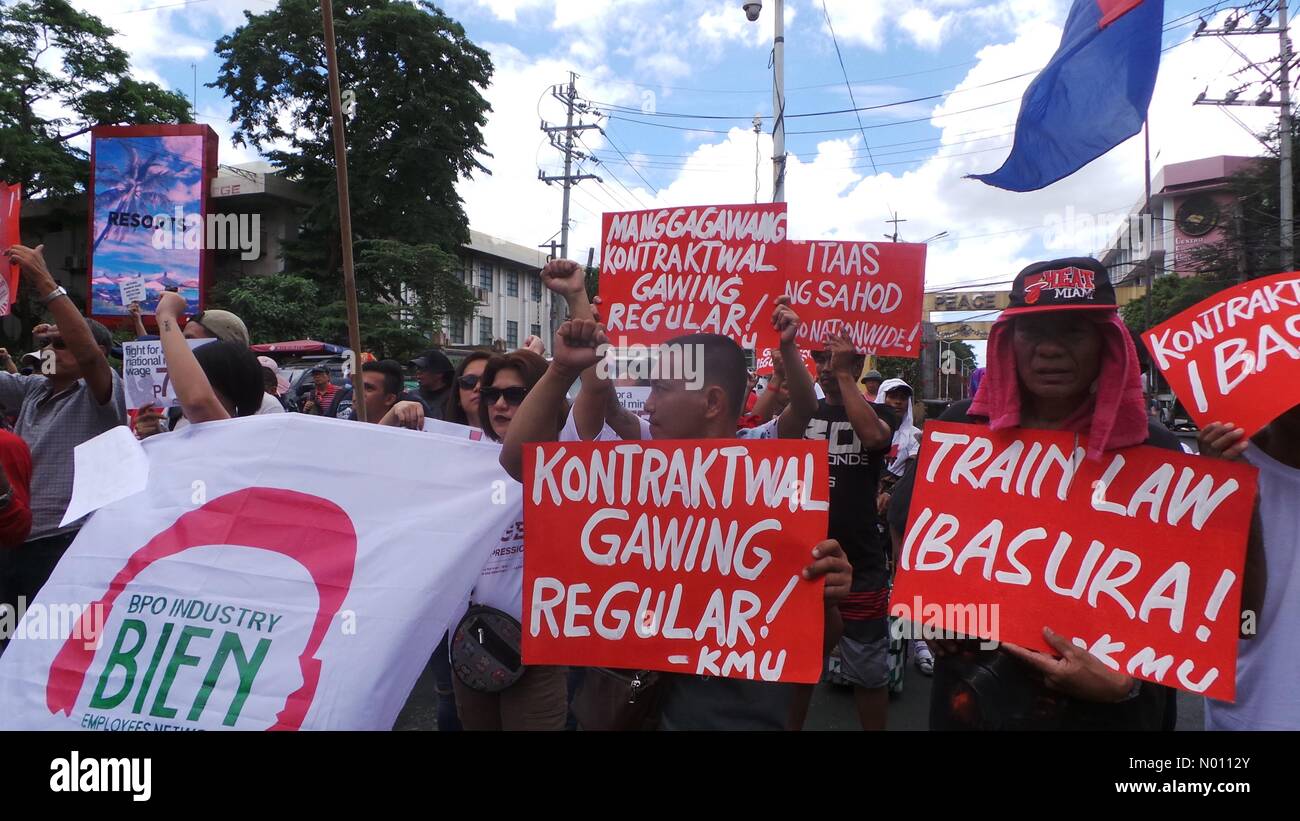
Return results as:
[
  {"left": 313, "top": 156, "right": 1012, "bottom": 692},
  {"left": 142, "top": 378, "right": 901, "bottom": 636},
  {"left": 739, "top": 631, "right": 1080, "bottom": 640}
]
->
[
  {"left": 522, "top": 438, "right": 829, "bottom": 684},
  {"left": 782, "top": 240, "right": 926, "bottom": 357},
  {"left": 1143, "top": 272, "right": 1300, "bottom": 438},
  {"left": 599, "top": 204, "right": 788, "bottom": 350},
  {"left": 891, "top": 422, "right": 1257, "bottom": 701}
]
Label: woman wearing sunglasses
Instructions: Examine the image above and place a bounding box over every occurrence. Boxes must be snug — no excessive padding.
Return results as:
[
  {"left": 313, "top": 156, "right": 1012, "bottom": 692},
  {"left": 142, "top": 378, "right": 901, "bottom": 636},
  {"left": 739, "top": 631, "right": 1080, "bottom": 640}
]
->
[
  {"left": 452, "top": 349, "right": 569, "bottom": 730},
  {"left": 443, "top": 351, "right": 492, "bottom": 428}
]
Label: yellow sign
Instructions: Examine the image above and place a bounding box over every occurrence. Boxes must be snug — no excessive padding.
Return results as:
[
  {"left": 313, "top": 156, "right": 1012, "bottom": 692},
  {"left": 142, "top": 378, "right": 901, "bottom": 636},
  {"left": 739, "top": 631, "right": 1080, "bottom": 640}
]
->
[
  {"left": 934, "top": 321, "right": 995, "bottom": 341},
  {"left": 924, "top": 291, "right": 1010, "bottom": 315}
]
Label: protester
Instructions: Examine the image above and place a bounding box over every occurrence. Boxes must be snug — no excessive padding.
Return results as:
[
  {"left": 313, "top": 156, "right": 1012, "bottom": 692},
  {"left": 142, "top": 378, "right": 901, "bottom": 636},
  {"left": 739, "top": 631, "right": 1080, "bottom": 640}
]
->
[
  {"left": 0, "top": 244, "right": 128, "bottom": 612},
  {"left": 875, "top": 377, "right": 930, "bottom": 677},
  {"left": 148, "top": 292, "right": 267, "bottom": 422},
  {"left": 335, "top": 360, "right": 404, "bottom": 424},
  {"left": 258, "top": 355, "right": 294, "bottom": 410},
  {"left": 860, "top": 369, "right": 883, "bottom": 402},
  {"left": 444, "top": 351, "right": 492, "bottom": 427},
  {"left": 127, "top": 301, "right": 148, "bottom": 339},
  {"left": 410, "top": 349, "right": 455, "bottom": 420},
  {"left": 747, "top": 352, "right": 791, "bottom": 425},
  {"left": 300, "top": 366, "right": 339, "bottom": 416},
  {"left": 446, "top": 348, "right": 568, "bottom": 731},
  {"left": 499, "top": 315, "right": 851, "bottom": 730},
  {"left": 0, "top": 428, "right": 32, "bottom": 548},
  {"left": 1201, "top": 406, "right": 1300, "bottom": 730},
  {"left": 884, "top": 258, "right": 1252, "bottom": 731}
]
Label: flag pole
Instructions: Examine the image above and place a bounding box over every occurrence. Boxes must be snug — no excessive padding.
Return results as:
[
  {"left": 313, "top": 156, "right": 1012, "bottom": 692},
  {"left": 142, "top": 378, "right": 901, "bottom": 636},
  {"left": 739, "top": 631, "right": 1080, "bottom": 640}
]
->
[{"left": 320, "top": 0, "right": 367, "bottom": 422}]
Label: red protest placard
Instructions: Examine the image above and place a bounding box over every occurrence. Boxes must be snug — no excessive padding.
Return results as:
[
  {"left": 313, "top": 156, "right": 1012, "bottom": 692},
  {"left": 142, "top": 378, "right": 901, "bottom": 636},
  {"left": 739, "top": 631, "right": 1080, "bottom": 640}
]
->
[
  {"left": 1143, "top": 272, "right": 1300, "bottom": 438},
  {"left": 600, "top": 204, "right": 788, "bottom": 349},
  {"left": 782, "top": 240, "right": 926, "bottom": 357},
  {"left": 0, "top": 182, "right": 20, "bottom": 312},
  {"left": 522, "top": 438, "right": 830, "bottom": 684},
  {"left": 891, "top": 422, "right": 1257, "bottom": 701},
  {"left": 754, "top": 345, "right": 817, "bottom": 379}
]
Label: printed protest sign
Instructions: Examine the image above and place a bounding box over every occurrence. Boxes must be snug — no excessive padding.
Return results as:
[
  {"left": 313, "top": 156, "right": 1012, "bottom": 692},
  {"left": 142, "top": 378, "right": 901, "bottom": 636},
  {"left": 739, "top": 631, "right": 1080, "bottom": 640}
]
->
[
  {"left": 615, "top": 385, "right": 651, "bottom": 419},
  {"left": 0, "top": 182, "right": 19, "bottom": 314},
  {"left": 755, "top": 345, "right": 817, "bottom": 379},
  {"left": 119, "top": 277, "right": 147, "bottom": 306},
  {"left": 0, "top": 414, "right": 520, "bottom": 730},
  {"left": 523, "top": 439, "right": 830, "bottom": 683},
  {"left": 1143, "top": 272, "right": 1300, "bottom": 438},
  {"left": 892, "top": 422, "right": 1257, "bottom": 701},
  {"left": 782, "top": 240, "right": 926, "bottom": 357},
  {"left": 600, "top": 204, "right": 789, "bottom": 349},
  {"left": 121, "top": 338, "right": 213, "bottom": 410}
]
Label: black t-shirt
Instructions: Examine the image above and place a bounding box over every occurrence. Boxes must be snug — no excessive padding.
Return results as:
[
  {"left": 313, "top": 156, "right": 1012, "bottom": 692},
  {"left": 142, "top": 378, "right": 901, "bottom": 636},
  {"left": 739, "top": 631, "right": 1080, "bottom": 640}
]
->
[
  {"left": 886, "top": 399, "right": 1182, "bottom": 731},
  {"left": 804, "top": 399, "right": 899, "bottom": 590}
]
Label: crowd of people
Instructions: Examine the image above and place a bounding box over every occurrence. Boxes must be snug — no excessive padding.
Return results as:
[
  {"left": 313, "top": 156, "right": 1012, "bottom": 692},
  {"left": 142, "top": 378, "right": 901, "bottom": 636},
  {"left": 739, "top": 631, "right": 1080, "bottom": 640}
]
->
[{"left": 0, "top": 242, "right": 1295, "bottom": 732}]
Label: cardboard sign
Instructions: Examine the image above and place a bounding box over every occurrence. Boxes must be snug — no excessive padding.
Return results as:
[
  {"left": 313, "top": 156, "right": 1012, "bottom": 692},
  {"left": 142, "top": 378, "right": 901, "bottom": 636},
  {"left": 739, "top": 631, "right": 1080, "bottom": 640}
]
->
[
  {"left": 892, "top": 422, "right": 1257, "bottom": 701},
  {"left": 0, "top": 414, "right": 521, "bottom": 730},
  {"left": 1143, "top": 272, "right": 1300, "bottom": 438},
  {"left": 121, "top": 338, "right": 213, "bottom": 410},
  {"left": 119, "top": 277, "right": 147, "bottom": 306},
  {"left": 783, "top": 240, "right": 926, "bottom": 357},
  {"left": 600, "top": 204, "right": 789, "bottom": 349},
  {"left": 755, "top": 345, "right": 817, "bottom": 380},
  {"left": 522, "top": 439, "right": 830, "bottom": 683},
  {"left": 0, "top": 182, "right": 19, "bottom": 314}
]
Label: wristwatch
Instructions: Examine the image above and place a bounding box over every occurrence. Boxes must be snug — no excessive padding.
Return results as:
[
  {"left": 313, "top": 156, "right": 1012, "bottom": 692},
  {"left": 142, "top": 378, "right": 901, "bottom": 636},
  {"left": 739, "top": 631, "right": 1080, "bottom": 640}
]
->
[{"left": 38, "top": 286, "right": 68, "bottom": 305}]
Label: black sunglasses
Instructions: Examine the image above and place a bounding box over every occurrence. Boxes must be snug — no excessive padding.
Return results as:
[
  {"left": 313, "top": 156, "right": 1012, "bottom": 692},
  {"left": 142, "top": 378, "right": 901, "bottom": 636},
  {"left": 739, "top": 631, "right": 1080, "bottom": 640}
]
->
[
  {"left": 37, "top": 337, "right": 67, "bottom": 351},
  {"left": 480, "top": 386, "right": 529, "bottom": 406},
  {"left": 457, "top": 374, "right": 481, "bottom": 391}
]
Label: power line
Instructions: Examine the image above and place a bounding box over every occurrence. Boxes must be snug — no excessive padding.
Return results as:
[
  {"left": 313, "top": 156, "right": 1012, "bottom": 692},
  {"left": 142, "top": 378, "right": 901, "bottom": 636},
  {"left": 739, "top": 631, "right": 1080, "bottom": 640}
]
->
[
  {"left": 598, "top": 127, "right": 660, "bottom": 197},
  {"left": 821, "top": 0, "right": 877, "bottom": 176}
]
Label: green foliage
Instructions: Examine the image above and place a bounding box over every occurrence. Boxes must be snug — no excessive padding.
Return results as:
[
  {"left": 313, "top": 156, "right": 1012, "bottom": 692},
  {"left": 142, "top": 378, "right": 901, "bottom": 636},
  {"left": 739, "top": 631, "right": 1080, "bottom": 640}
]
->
[
  {"left": 211, "top": 0, "right": 492, "bottom": 355},
  {"left": 0, "top": 0, "right": 192, "bottom": 197},
  {"left": 211, "top": 273, "right": 322, "bottom": 344},
  {"left": 1120, "top": 273, "right": 1234, "bottom": 334}
]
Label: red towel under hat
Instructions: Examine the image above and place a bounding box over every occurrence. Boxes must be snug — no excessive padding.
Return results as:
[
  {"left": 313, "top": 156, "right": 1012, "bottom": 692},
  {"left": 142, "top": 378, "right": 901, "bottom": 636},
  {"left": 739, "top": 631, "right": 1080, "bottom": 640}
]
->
[{"left": 968, "top": 311, "right": 1149, "bottom": 460}]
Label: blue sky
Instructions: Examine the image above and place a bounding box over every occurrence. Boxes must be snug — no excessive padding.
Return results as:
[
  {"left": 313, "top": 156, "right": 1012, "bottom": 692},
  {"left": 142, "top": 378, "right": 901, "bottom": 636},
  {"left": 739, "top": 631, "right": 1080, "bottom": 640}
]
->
[{"left": 72, "top": 0, "right": 1280, "bottom": 351}]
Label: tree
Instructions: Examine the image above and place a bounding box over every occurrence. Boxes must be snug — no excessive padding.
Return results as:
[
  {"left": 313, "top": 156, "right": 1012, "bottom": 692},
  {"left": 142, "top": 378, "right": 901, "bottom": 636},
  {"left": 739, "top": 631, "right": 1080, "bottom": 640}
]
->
[
  {"left": 1120, "top": 273, "right": 1233, "bottom": 334},
  {"left": 0, "top": 0, "right": 193, "bottom": 197},
  {"left": 212, "top": 273, "right": 322, "bottom": 344},
  {"left": 211, "top": 0, "right": 491, "bottom": 360}
]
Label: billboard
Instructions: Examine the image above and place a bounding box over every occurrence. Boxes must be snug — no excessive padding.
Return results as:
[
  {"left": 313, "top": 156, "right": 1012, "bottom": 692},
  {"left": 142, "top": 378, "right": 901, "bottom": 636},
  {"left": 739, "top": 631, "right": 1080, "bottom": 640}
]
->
[{"left": 87, "top": 124, "right": 218, "bottom": 319}]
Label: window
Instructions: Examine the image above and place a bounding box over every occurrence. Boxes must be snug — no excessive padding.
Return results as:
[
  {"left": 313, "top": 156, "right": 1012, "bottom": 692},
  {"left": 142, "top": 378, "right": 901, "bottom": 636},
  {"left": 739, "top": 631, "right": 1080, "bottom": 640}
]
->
[
  {"left": 450, "top": 317, "right": 465, "bottom": 345},
  {"left": 507, "top": 320, "right": 518, "bottom": 348},
  {"left": 479, "top": 316, "right": 493, "bottom": 346},
  {"left": 531, "top": 323, "right": 541, "bottom": 340},
  {"left": 478, "top": 264, "right": 493, "bottom": 292},
  {"left": 530, "top": 275, "right": 542, "bottom": 302},
  {"left": 506, "top": 270, "right": 519, "bottom": 297}
]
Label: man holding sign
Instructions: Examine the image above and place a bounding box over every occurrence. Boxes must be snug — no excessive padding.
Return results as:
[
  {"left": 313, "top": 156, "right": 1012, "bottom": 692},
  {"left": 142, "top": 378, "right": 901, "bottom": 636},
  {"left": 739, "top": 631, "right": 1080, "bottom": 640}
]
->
[
  {"left": 887, "top": 258, "right": 1263, "bottom": 730},
  {"left": 503, "top": 319, "right": 851, "bottom": 730}
]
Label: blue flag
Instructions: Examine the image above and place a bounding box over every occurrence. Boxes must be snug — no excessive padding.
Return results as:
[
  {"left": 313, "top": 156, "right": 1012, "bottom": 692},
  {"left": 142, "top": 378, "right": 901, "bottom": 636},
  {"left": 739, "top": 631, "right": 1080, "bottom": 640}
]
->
[{"left": 968, "top": 0, "right": 1165, "bottom": 192}]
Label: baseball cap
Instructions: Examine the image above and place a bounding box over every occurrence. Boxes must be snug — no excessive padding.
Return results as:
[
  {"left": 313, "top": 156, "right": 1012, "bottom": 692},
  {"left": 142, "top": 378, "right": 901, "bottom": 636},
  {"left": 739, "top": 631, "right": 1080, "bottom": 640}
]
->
[
  {"left": 410, "top": 349, "right": 453, "bottom": 373},
  {"left": 190, "top": 309, "right": 250, "bottom": 346},
  {"left": 1001, "top": 257, "right": 1116, "bottom": 317}
]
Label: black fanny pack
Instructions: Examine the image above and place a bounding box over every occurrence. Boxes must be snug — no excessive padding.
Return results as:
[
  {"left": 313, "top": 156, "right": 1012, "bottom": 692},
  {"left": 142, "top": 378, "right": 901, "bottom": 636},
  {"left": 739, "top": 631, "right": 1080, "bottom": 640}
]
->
[{"left": 450, "top": 605, "right": 525, "bottom": 693}]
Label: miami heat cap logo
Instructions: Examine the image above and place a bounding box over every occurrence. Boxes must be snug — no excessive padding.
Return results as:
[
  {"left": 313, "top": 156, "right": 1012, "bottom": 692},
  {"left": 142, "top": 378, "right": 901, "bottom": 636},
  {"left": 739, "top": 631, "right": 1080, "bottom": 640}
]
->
[{"left": 1022, "top": 266, "right": 1098, "bottom": 305}]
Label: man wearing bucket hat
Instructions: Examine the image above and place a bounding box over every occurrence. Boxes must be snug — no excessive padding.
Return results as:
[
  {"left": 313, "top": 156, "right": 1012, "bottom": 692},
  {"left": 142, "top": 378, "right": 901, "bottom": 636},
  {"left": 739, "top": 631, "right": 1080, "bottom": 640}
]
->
[{"left": 887, "top": 257, "right": 1263, "bottom": 730}]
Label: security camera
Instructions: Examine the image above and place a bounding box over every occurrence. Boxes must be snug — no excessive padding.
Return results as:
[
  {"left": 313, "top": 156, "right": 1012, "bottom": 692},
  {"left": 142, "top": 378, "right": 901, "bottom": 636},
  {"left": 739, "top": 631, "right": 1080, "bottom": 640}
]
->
[{"left": 743, "top": 1, "right": 762, "bottom": 22}]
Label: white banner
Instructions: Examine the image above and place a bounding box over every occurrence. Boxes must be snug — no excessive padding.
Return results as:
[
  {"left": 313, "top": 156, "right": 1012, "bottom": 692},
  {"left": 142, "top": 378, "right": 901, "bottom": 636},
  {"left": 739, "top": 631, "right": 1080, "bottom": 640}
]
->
[{"left": 0, "top": 414, "right": 520, "bottom": 730}]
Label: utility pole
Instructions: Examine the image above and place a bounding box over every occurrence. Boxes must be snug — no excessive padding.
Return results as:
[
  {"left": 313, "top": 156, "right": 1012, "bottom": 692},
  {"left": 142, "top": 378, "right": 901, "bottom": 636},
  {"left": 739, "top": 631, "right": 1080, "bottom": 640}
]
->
[
  {"left": 539, "top": 72, "right": 601, "bottom": 331},
  {"left": 886, "top": 211, "right": 906, "bottom": 242},
  {"left": 539, "top": 72, "right": 601, "bottom": 260},
  {"left": 1194, "top": 3, "right": 1295, "bottom": 271}
]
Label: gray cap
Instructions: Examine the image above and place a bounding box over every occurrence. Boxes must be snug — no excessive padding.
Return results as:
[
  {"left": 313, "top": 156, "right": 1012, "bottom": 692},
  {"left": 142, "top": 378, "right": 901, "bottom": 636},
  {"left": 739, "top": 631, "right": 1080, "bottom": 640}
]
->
[{"left": 860, "top": 370, "right": 883, "bottom": 384}]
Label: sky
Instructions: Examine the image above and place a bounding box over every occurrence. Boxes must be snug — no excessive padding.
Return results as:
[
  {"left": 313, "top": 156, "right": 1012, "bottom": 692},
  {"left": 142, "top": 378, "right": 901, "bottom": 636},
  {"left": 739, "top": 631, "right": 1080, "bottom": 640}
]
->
[{"left": 64, "top": 0, "right": 1282, "bottom": 339}]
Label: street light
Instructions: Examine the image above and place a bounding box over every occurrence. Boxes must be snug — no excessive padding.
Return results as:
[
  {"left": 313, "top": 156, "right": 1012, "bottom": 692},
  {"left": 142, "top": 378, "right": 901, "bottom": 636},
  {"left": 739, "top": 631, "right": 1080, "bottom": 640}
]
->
[{"left": 744, "top": 0, "right": 785, "bottom": 202}]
